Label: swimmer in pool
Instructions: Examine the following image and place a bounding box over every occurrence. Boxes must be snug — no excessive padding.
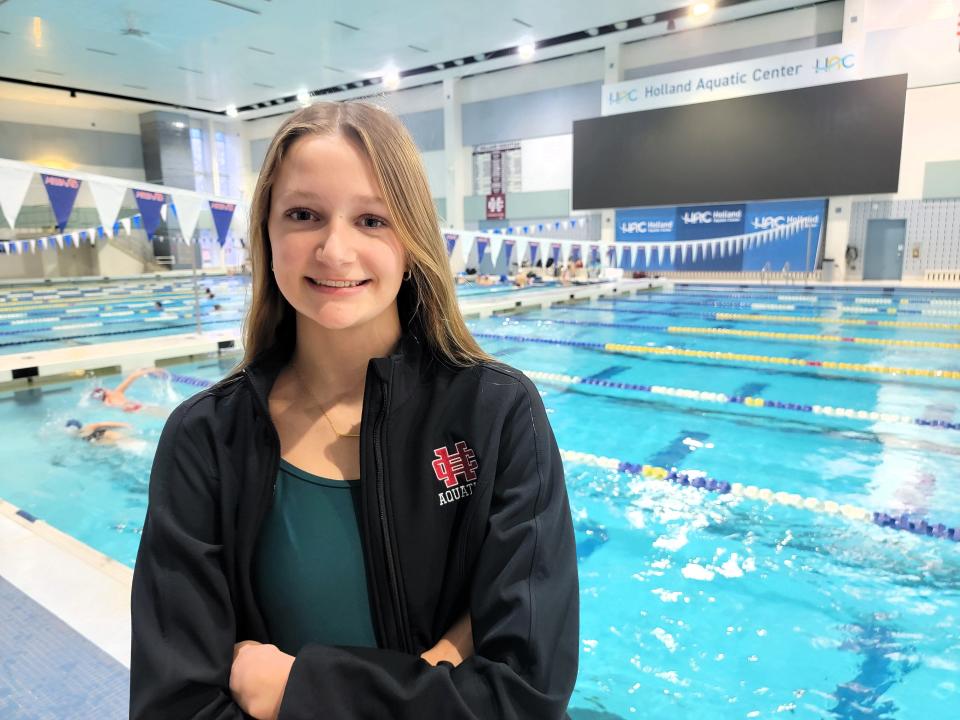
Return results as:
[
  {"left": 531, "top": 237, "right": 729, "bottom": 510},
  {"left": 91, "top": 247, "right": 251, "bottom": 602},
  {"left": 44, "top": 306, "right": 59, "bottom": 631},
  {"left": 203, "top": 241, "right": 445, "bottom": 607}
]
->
[
  {"left": 90, "top": 368, "right": 168, "bottom": 413},
  {"left": 65, "top": 419, "right": 133, "bottom": 445}
]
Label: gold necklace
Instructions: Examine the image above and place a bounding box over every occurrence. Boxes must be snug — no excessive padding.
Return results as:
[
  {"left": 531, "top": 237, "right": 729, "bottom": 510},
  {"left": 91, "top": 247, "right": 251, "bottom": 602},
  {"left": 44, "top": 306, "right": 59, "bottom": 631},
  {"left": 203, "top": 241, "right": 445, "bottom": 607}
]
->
[{"left": 292, "top": 363, "right": 361, "bottom": 439}]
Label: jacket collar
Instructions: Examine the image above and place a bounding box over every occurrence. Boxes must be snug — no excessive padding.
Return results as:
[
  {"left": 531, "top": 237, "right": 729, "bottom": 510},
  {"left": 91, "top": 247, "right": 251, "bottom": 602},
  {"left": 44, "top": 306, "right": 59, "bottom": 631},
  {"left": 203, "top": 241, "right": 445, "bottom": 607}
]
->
[{"left": 242, "top": 330, "right": 431, "bottom": 417}]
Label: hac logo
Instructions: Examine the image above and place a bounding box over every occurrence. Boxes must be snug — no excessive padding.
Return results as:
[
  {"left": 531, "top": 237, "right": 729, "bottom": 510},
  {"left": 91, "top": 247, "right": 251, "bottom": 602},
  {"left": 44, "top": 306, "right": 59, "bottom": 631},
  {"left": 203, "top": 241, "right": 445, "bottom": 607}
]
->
[
  {"left": 608, "top": 89, "right": 638, "bottom": 104},
  {"left": 682, "top": 211, "right": 713, "bottom": 224},
  {"left": 814, "top": 54, "right": 855, "bottom": 73}
]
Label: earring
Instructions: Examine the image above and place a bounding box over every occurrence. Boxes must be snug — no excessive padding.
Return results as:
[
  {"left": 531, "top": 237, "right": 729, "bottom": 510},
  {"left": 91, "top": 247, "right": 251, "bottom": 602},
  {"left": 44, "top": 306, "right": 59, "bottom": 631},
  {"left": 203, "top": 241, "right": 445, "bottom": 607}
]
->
[{"left": 402, "top": 270, "right": 412, "bottom": 281}]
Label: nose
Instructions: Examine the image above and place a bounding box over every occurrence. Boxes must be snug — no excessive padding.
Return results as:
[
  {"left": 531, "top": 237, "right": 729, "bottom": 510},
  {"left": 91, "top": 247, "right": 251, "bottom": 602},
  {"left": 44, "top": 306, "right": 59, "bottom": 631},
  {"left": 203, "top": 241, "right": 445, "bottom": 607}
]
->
[{"left": 315, "top": 215, "right": 356, "bottom": 266}]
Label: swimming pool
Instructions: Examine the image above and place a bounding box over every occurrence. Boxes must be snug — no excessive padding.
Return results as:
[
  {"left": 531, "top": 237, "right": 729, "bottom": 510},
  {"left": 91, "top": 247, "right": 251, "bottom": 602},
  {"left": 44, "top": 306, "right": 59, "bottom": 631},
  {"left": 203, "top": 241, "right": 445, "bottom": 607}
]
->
[
  {"left": 0, "top": 275, "right": 558, "bottom": 354},
  {"left": 0, "top": 283, "right": 957, "bottom": 718}
]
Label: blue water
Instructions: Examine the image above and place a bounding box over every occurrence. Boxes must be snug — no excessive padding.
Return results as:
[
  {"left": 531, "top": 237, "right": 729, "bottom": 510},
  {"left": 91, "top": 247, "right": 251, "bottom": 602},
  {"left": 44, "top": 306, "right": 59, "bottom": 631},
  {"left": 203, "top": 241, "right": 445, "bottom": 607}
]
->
[{"left": 0, "top": 283, "right": 958, "bottom": 718}]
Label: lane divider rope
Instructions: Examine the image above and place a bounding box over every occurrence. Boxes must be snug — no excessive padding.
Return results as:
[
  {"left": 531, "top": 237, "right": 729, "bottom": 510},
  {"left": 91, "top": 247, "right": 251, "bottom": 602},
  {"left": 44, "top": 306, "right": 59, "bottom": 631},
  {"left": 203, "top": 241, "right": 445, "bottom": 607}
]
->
[
  {"left": 521, "top": 369, "right": 960, "bottom": 431},
  {"left": 470, "top": 331, "right": 960, "bottom": 380},
  {"left": 715, "top": 312, "right": 960, "bottom": 331},
  {"left": 559, "top": 449, "right": 960, "bottom": 543}
]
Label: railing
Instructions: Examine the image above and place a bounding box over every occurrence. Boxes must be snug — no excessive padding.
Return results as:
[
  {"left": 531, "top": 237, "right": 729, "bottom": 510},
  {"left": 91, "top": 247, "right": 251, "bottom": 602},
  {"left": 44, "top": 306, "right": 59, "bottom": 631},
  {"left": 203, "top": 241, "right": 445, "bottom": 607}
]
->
[
  {"left": 648, "top": 270, "right": 822, "bottom": 282},
  {"left": 925, "top": 269, "right": 960, "bottom": 282}
]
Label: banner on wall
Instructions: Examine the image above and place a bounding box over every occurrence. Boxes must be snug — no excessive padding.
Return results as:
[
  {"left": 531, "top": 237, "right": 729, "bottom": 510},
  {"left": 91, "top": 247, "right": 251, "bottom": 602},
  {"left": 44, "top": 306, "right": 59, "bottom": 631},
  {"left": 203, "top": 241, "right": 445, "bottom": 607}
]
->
[
  {"left": 133, "top": 189, "right": 166, "bottom": 240},
  {"left": 41, "top": 174, "right": 82, "bottom": 232},
  {"left": 209, "top": 201, "right": 236, "bottom": 247},
  {"left": 615, "top": 198, "right": 826, "bottom": 272},
  {"left": 602, "top": 43, "right": 864, "bottom": 116}
]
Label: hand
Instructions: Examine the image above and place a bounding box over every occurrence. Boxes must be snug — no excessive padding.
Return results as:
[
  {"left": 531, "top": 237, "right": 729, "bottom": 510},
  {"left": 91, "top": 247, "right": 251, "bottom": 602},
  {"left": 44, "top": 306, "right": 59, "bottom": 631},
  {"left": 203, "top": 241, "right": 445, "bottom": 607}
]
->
[
  {"left": 421, "top": 611, "right": 474, "bottom": 668},
  {"left": 230, "top": 640, "right": 295, "bottom": 720}
]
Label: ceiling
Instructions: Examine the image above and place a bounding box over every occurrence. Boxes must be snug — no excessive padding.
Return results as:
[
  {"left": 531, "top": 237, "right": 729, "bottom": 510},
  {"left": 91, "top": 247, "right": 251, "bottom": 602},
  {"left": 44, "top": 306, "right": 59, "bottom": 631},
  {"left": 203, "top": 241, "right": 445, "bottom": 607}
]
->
[{"left": 0, "top": 0, "right": 795, "bottom": 116}]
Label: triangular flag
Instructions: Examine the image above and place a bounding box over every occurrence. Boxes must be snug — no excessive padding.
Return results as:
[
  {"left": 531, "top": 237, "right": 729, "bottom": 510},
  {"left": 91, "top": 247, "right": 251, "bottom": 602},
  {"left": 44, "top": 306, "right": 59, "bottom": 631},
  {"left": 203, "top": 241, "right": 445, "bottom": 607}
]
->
[
  {"left": 170, "top": 192, "right": 203, "bottom": 247},
  {"left": 502, "top": 238, "right": 515, "bottom": 266},
  {"left": 528, "top": 241, "right": 539, "bottom": 266},
  {"left": 680, "top": 243, "right": 688, "bottom": 263},
  {"left": 209, "top": 200, "right": 236, "bottom": 246},
  {"left": 476, "top": 236, "right": 489, "bottom": 265},
  {"left": 88, "top": 181, "right": 127, "bottom": 234},
  {"left": 444, "top": 233, "right": 458, "bottom": 256},
  {"left": 669, "top": 243, "right": 677, "bottom": 264},
  {"left": 460, "top": 233, "right": 474, "bottom": 263},
  {"left": 28, "top": 239, "right": 36, "bottom": 254},
  {"left": 134, "top": 189, "right": 167, "bottom": 240},
  {"left": 514, "top": 238, "right": 527, "bottom": 265},
  {"left": 55, "top": 234, "right": 64, "bottom": 250},
  {"left": 489, "top": 235, "right": 503, "bottom": 266},
  {"left": 86, "top": 227, "right": 97, "bottom": 245},
  {"left": 0, "top": 165, "right": 34, "bottom": 228},
  {"left": 41, "top": 174, "right": 82, "bottom": 232},
  {"left": 160, "top": 203, "right": 168, "bottom": 222},
  {"left": 120, "top": 217, "right": 132, "bottom": 235}
]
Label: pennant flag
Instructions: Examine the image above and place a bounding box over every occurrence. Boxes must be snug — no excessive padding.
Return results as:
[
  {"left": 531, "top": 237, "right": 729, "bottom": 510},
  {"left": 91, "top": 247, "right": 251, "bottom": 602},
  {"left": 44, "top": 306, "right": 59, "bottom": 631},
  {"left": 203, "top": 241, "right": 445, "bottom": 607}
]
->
[
  {"left": 134, "top": 189, "right": 167, "bottom": 240},
  {"left": 476, "top": 236, "right": 489, "bottom": 265},
  {"left": 41, "top": 173, "right": 82, "bottom": 232},
  {"left": 550, "top": 242, "right": 561, "bottom": 266},
  {"left": 590, "top": 244, "right": 600, "bottom": 263},
  {"left": 669, "top": 243, "right": 677, "bottom": 264},
  {"left": 489, "top": 236, "right": 504, "bottom": 266},
  {"left": 619, "top": 245, "right": 630, "bottom": 268},
  {"left": 170, "top": 192, "right": 203, "bottom": 246},
  {"left": 55, "top": 234, "right": 64, "bottom": 250},
  {"left": 0, "top": 165, "right": 34, "bottom": 228},
  {"left": 680, "top": 243, "right": 689, "bottom": 263},
  {"left": 160, "top": 203, "right": 168, "bottom": 223},
  {"left": 209, "top": 200, "right": 236, "bottom": 247},
  {"left": 28, "top": 239, "right": 35, "bottom": 254},
  {"left": 502, "top": 238, "right": 515, "bottom": 266},
  {"left": 444, "top": 233, "right": 458, "bottom": 256},
  {"left": 571, "top": 244, "right": 581, "bottom": 262},
  {"left": 528, "top": 241, "right": 539, "bottom": 266},
  {"left": 87, "top": 227, "right": 97, "bottom": 245},
  {"left": 691, "top": 242, "right": 699, "bottom": 263},
  {"left": 88, "top": 181, "right": 127, "bottom": 234},
  {"left": 460, "top": 233, "right": 474, "bottom": 264},
  {"left": 120, "top": 217, "right": 132, "bottom": 235}
]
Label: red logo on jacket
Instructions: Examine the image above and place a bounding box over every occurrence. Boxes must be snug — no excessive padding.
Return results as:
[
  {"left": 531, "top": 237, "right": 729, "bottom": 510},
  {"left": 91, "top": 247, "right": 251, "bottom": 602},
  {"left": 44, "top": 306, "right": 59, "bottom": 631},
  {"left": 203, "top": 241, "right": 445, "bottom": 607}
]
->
[{"left": 432, "top": 441, "right": 478, "bottom": 507}]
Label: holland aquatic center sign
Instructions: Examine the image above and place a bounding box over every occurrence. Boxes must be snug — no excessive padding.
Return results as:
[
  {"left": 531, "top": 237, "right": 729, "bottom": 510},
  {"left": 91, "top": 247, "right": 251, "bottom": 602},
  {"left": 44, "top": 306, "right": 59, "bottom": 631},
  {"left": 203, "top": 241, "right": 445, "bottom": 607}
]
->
[{"left": 602, "top": 43, "right": 864, "bottom": 115}]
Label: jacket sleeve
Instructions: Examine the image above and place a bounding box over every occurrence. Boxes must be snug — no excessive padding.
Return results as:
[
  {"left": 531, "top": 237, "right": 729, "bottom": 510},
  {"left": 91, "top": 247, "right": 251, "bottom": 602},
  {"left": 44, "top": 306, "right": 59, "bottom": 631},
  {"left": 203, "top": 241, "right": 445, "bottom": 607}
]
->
[
  {"left": 130, "top": 399, "right": 248, "bottom": 720},
  {"left": 277, "top": 376, "right": 580, "bottom": 719}
]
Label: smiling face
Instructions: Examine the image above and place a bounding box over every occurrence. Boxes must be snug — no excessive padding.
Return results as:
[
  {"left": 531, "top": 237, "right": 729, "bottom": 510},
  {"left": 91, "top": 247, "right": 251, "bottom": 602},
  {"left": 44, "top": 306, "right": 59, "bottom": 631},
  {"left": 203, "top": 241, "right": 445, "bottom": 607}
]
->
[{"left": 267, "top": 132, "right": 406, "bottom": 334}]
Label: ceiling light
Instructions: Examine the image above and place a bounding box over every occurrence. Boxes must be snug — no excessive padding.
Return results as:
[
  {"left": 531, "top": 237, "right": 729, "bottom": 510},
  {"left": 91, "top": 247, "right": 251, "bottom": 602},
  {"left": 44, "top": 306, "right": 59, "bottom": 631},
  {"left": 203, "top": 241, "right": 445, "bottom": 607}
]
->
[
  {"left": 382, "top": 67, "right": 400, "bottom": 90},
  {"left": 296, "top": 89, "right": 310, "bottom": 104},
  {"left": 453, "top": 58, "right": 464, "bottom": 66},
  {"left": 473, "top": 53, "right": 486, "bottom": 61},
  {"left": 352, "top": 80, "right": 365, "bottom": 88},
  {"left": 225, "top": 104, "right": 238, "bottom": 117},
  {"left": 614, "top": 21, "right": 628, "bottom": 31},
  {"left": 690, "top": 2, "right": 713, "bottom": 17},
  {"left": 434, "top": 62, "right": 445, "bottom": 70},
  {"left": 586, "top": 27, "right": 599, "bottom": 36},
  {"left": 338, "top": 84, "right": 348, "bottom": 91},
  {"left": 518, "top": 42, "right": 535, "bottom": 61},
  {"left": 641, "top": 15, "right": 656, "bottom": 24},
  {"left": 172, "top": 121, "right": 186, "bottom": 129},
  {"left": 32, "top": 16, "right": 42, "bottom": 48}
]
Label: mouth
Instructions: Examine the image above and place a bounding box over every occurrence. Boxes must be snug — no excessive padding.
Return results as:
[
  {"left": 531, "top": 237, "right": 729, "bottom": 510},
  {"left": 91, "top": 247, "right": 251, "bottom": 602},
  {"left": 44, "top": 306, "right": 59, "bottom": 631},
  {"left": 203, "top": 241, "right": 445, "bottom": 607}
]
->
[{"left": 305, "top": 277, "right": 371, "bottom": 294}]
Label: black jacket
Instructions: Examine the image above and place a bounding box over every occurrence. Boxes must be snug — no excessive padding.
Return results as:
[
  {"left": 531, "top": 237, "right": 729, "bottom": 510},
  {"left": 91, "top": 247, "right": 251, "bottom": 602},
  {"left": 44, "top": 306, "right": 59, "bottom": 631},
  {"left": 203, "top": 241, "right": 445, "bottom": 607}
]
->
[{"left": 130, "top": 332, "right": 580, "bottom": 719}]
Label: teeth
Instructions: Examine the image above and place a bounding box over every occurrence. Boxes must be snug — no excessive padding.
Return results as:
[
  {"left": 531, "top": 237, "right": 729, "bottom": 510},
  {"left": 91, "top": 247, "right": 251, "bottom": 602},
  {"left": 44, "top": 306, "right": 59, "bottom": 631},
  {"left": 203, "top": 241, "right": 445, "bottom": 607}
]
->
[{"left": 314, "top": 279, "right": 364, "bottom": 288}]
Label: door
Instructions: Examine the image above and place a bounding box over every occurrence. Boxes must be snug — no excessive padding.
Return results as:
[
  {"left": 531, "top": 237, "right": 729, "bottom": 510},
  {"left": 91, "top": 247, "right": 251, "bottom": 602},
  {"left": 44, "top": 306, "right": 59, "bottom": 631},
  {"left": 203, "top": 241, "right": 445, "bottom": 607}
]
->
[{"left": 862, "top": 219, "right": 906, "bottom": 280}]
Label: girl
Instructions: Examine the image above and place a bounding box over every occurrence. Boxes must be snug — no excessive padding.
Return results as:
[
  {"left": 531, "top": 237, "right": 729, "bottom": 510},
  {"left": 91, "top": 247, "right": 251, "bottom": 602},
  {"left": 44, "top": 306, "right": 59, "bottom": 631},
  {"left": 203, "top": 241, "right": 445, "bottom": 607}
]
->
[{"left": 130, "top": 101, "right": 579, "bottom": 719}]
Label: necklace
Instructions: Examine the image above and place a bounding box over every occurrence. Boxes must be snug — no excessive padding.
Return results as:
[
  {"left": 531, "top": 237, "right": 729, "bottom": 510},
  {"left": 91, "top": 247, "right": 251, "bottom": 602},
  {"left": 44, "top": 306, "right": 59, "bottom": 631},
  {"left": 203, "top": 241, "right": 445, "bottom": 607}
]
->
[{"left": 292, "top": 363, "right": 361, "bottom": 439}]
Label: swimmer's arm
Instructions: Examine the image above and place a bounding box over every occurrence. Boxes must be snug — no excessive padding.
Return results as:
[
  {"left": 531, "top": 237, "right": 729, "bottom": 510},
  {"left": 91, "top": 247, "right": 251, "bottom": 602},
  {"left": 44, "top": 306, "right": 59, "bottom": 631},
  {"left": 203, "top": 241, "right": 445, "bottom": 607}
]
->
[
  {"left": 83, "top": 422, "right": 132, "bottom": 432},
  {"left": 115, "top": 368, "right": 166, "bottom": 393}
]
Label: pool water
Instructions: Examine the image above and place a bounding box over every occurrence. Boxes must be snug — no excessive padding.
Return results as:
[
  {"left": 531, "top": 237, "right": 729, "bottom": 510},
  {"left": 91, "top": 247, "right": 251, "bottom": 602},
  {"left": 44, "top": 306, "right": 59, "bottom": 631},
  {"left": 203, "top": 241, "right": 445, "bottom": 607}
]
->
[{"left": 0, "top": 284, "right": 958, "bottom": 718}]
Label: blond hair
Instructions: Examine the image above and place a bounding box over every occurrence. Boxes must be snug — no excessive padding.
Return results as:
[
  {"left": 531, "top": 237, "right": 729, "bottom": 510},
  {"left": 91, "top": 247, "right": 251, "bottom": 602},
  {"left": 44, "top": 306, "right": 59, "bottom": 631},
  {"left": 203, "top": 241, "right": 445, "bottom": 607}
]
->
[{"left": 238, "top": 101, "right": 492, "bottom": 369}]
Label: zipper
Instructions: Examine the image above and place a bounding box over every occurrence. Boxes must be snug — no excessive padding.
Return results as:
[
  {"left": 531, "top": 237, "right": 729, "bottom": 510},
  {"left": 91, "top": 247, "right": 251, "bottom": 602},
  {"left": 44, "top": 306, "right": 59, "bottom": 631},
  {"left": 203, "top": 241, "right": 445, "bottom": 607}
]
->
[
  {"left": 242, "top": 368, "right": 281, "bottom": 510},
  {"left": 374, "top": 368, "right": 411, "bottom": 653}
]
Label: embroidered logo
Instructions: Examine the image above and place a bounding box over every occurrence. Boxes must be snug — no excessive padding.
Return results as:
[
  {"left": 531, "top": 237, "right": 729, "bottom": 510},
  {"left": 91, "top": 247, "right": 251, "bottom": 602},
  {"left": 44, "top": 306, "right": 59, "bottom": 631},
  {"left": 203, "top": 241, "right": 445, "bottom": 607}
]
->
[{"left": 432, "top": 441, "right": 478, "bottom": 507}]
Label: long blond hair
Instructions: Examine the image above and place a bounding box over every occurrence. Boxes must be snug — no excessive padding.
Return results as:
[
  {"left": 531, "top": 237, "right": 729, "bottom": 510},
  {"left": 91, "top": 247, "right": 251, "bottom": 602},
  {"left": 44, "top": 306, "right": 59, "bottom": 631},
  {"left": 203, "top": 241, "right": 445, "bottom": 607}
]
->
[{"left": 238, "top": 101, "right": 492, "bottom": 369}]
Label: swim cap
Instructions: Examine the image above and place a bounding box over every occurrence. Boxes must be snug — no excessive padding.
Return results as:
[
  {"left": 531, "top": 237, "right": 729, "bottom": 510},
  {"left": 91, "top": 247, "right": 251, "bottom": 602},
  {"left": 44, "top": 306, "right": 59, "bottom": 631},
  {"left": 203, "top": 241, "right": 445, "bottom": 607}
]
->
[
  {"left": 65, "top": 419, "right": 82, "bottom": 429},
  {"left": 91, "top": 387, "right": 106, "bottom": 400}
]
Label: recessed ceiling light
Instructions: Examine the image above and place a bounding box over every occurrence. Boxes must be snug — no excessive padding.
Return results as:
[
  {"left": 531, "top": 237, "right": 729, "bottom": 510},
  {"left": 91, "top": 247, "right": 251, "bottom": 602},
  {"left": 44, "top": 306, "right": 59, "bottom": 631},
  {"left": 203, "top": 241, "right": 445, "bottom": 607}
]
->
[
  {"left": 172, "top": 121, "right": 186, "bottom": 129},
  {"left": 473, "top": 53, "right": 486, "bottom": 62},
  {"left": 225, "top": 104, "right": 238, "bottom": 117},
  {"left": 690, "top": 2, "right": 714, "bottom": 17},
  {"left": 453, "top": 58, "right": 464, "bottom": 66},
  {"left": 434, "top": 62, "right": 445, "bottom": 70},
  {"left": 614, "top": 21, "right": 628, "bottom": 31},
  {"left": 586, "top": 28, "right": 599, "bottom": 37},
  {"left": 352, "top": 81, "right": 364, "bottom": 88},
  {"left": 383, "top": 67, "right": 400, "bottom": 90},
  {"left": 641, "top": 15, "right": 656, "bottom": 24},
  {"left": 518, "top": 42, "right": 535, "bottom": 61},
  {"left": 338, "top": 84, "right": 348, "bottom": 91},
  {"left": 296, "top": 89, "right": 310, "bottom": 104}
]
